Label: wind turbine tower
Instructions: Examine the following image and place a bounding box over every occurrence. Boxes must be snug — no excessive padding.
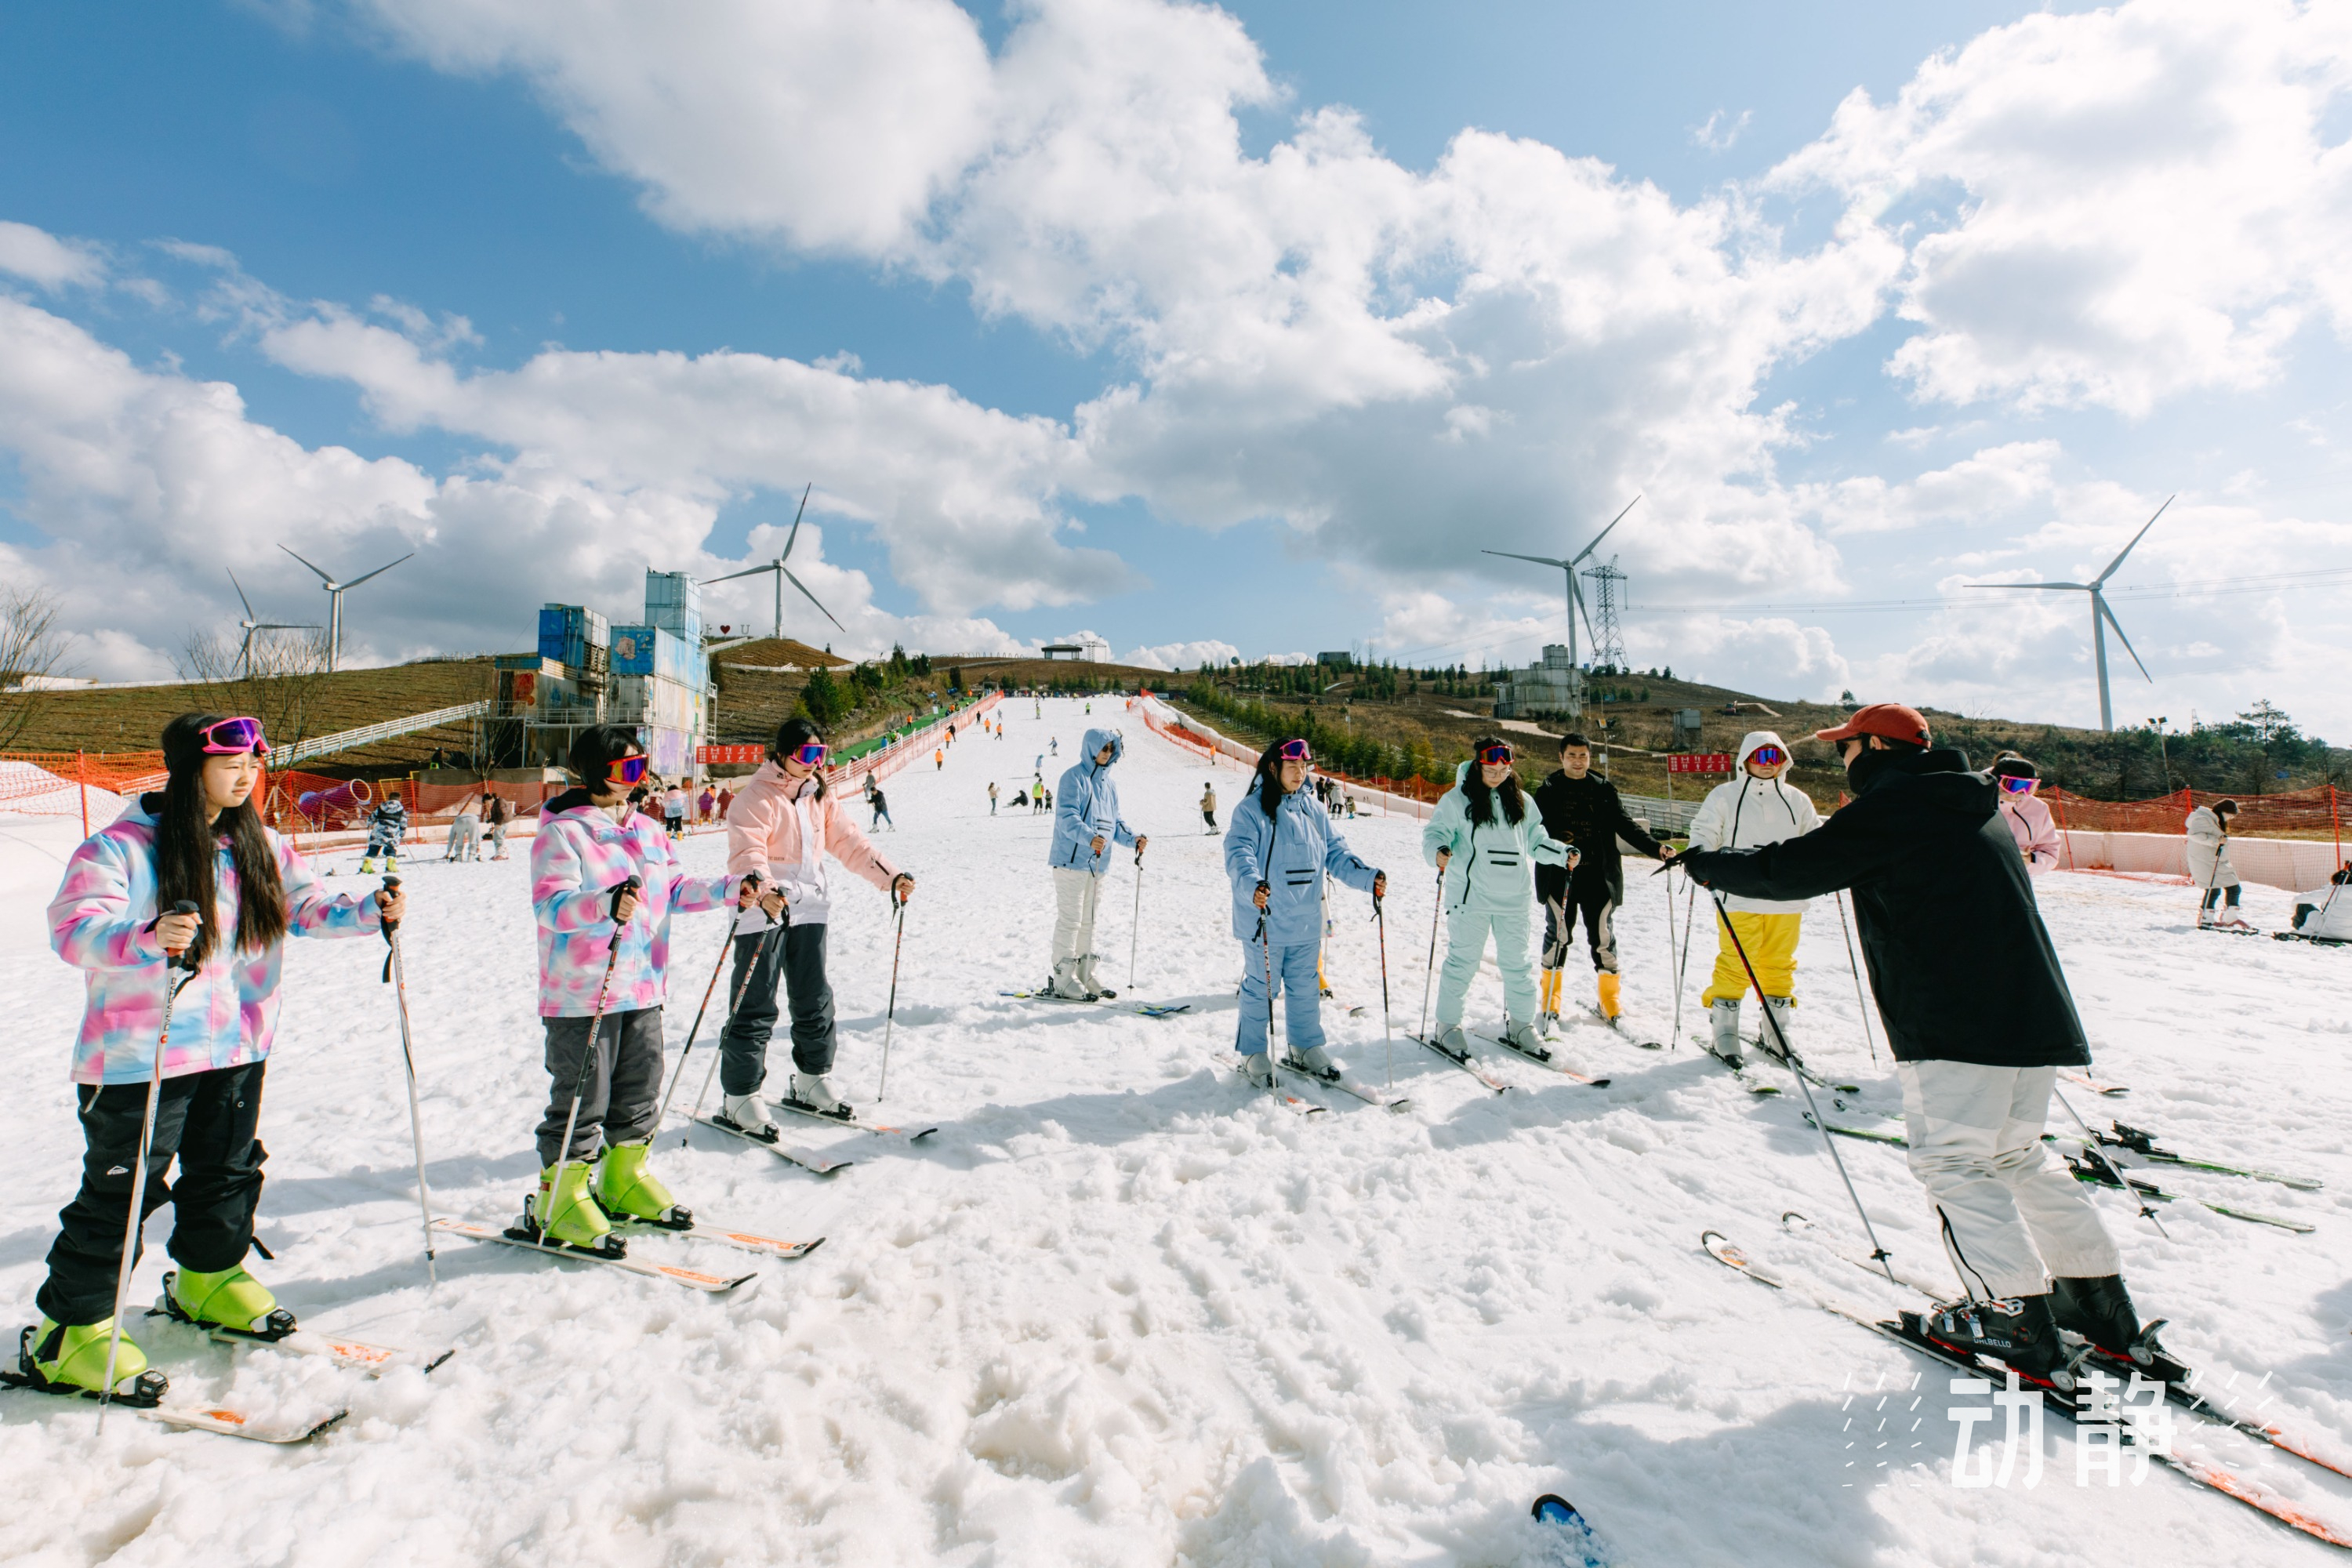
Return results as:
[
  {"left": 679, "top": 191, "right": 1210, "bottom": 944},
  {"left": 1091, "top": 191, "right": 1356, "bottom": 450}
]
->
[
  {"left": 1967, "top": 496, "right": 2172, "bottom": 732},
  {"left": 1481, "top": 495, "right": 1640, "bottom": 673},
  {"left": 703, "top": 485, "right": 845, "bottom": 641},
  {"left": 226, "top": 569, "right": 319, "bottom": 676},
  {"left": 278, "top": 546, "right": 414, "bottom": 673}
]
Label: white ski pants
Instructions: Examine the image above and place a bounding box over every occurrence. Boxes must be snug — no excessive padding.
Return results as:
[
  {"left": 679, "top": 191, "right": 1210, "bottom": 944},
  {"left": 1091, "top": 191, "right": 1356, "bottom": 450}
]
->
[
  {"left": 1051, "top": 867, "right": 1104, "bottom": 971},
  {"left": 1899, "top": 1062, "right": 2120, "bottom": 1300},
  {"left": 1436, "top": 901, "right": 1539, "bottom": 1029}
]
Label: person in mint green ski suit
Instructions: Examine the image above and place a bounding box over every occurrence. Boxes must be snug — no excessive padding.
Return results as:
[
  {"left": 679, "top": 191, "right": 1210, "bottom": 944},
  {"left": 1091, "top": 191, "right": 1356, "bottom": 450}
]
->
[
  {"left": 1422, "top": 739, "right": 1577, "bottom": 1055},
  {"left": 1225, "top": 739, "right": 1385, "bottom": 1086}
]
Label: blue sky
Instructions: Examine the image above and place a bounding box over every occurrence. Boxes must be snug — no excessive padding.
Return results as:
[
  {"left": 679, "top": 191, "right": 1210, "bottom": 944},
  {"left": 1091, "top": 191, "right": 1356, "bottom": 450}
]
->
[{"left": 2, "top": 0, "right": 2348, "bottom": 739}]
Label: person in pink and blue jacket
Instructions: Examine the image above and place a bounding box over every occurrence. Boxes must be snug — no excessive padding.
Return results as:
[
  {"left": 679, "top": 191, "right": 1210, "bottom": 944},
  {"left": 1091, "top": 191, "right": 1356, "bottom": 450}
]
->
[
  {"left": 525, "top": 724, "right": 758, "bottom": 1252},
  {"left": 22, "top": 713, "right": 401, "bottom": 1400}
]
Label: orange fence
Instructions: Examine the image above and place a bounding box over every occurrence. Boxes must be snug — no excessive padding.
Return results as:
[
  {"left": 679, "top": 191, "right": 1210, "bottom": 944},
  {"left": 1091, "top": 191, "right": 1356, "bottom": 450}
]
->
[
  {"left": 2044, "top": 784, "right": 2343, "bottom": 851},
  {"left": 1134, "top": 695, "right": 1443, "bottom": 818}
]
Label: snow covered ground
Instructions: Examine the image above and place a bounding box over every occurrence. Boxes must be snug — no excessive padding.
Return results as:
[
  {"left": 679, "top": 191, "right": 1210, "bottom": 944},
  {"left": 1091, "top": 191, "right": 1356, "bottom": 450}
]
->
[{"left": 2, "top": 698, "right": 2349, "bottom": 1566}]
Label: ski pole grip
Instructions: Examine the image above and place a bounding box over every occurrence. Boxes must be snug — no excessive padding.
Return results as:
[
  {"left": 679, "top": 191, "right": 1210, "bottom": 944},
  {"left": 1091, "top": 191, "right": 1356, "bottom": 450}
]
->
[
  {"left": 162, "top": 899, "right": 200, "bottom": 968},
  {"left": 379, "top": 874, "right": 402, "bottom": 935}
]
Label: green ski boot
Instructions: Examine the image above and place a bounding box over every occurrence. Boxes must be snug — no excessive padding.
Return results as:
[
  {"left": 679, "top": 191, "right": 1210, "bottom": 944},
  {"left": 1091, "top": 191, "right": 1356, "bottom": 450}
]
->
[
  {"left": 358, "top": 857, "right": 377, "bottom": 873},
  {"left": 525, "top": 1162, "right": 620, "bottom": 1252},
  {"left": 166, "top": 1265, "right": 294, "bottom": 1338},
  {"left": 13, "top": 1316, "right": 167, "bottom": 1403},
  {"left": 594, "top": 1140, "right": 691, "bottom": 1229}
]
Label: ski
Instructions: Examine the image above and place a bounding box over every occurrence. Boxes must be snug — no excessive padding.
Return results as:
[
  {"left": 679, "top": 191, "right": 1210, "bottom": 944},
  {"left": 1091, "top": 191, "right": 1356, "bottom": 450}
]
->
[
  {"left": 1224, "top": 1056, "right": 1327, "bottom": 1116},
  {"left": 1472, "top": 1031, "right": 1610, "bottom": 1087},
  {"left": 1531, "top": 1492, "right": 1610, "bottom": 1566},
  {"left": 688, "top": 1115, "right": 855, "bottom": 1174},
  {"left": 1777, "top": 1210, "right": 1952, "bottom": 1298},
  {"left": 1580, "top": 1005, "right": 1664, "bottom": 1051},
  {"left": 2196, "top": 922, "right": 2263, "bottom": 937},
  {"left": 430, "top": 1218, "right": 760, "bottom": 1291},
  {"left": 2274, "top": 931, "right": 2352, "bottom": 947},
  {"left": 2062, "top": 1069, "right": 2131, "bottom": 1097},
  {"left": 1802, "top": 1109, "right": 1907, "bottom": 1147},
  {"left": 771, "top": 1096, "right": 938, "bottom": 1142},
  {"left": 1, "top": 1367, "right": 348, "bottom": 1443},
  {"left": 1137, "top": 1003, "right": 1192, "bottom": 1018},
  {"left": 1701, "top": 1229, "right": 2352, "bottom": 1550},
  {"left": 189, "top": 1323, "right": 449, "bottom": 1375},
  {"left": 2097, "top": 1123, "right": 2322, "bottom": 1192},
  {"left": 1691, "top": 1035, "right": 1780, "bottom": 1094},
  {"left": 998, "top": 988, "right": 1116, "bottom": 1003},
  {"left": 2061, "top": 1154, "right": 2315, "bottom": 1233},
  {"left": 1278, "top": 1056, "right": 1412, "bottom": 1111},
  {"left": 1749, "top": 1036, "right": 1860, "bottom": 1094},
  {"left": 1403, "top": 1033, "right": 1510, "bottom": 1094},
  {"left": 612, "top": 1216, "right": 826, "bottom": 1261}
]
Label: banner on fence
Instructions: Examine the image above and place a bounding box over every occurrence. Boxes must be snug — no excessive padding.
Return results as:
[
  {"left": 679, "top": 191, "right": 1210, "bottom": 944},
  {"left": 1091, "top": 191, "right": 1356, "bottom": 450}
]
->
[
  {"left": 1668, "top": 753, "right": 1734, "bottom": 774},
  {"left": 697, "top": 743, "right": 765, "bottom": 766}
]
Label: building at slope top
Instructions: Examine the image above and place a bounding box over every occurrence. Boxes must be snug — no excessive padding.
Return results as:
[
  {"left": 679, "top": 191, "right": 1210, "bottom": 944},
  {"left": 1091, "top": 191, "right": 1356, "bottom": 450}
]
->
[
  {"left": 1492, "top": 644, "right": 1585, "bottom": 722},
  {"left": 492, "top": 570, "right": 712, "bottom": 780}
]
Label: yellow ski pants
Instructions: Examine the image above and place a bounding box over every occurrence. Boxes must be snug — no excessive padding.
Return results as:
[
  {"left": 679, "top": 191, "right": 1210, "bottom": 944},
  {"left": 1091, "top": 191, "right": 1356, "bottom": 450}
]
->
[{"left": 1701, "top": 910, "right": 1801, "bottom": 1004}]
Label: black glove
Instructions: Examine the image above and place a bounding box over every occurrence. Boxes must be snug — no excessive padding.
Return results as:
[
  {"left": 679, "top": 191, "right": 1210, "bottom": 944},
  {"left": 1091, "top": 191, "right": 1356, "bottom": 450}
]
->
[{"left": 1675, "top": 849, "right": 1719, "bottom": 888}]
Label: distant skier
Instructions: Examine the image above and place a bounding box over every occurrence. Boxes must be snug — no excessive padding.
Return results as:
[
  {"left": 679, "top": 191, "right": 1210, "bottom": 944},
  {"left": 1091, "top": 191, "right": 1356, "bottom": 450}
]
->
[
  {"left": 1031, "top": 772, "right": 1047, "bottom": 815},
  {"left": 1677, "top": 702, "right": 2160, "bottom": 1385},
  {"left": 663, "top": 782, "right": 688, "bottom": 840},
  {"left": 989, "top": 781, "right": 1000, "bottom": 815},
  {"left": 21, "top": 713, "right": 401, "bottom": 1397},
  {"left": 485, "top": 790, "right": 512, "bottom": 860},
  {"left": 445, "top": 791, "right": 482, "bottom": 862},
  {"left": 718, "top": 718, "right": 914, "bottom": 1131},
  {"left": 1423, "top": 739, "right": 1574, "bottom": 1055},
  {"left": 1991, "top": 753, "right": 2061, "bottom": 876},
  {"left": 2291, "top": 866, "right": 2352, "bottom": 941},
  {"left": 869, "top": 784, "right": 895, "bottom": 832},
  {"left": 524, "top": 727, "right": 754, "bottom": 1252},
  {"left": 1685, "top": 732, "right": 1820, "bottom": 1067},
  {"left": 1045, "top": 728, "right": 1145, "bottom": 999},
  {"left": 358, "top": 792, "right": 408, "bottom": 874},
  {"left": 935, "top": 747, "right": 944, "bottom": 771},
  {"left": 2187, "top": 799, "right": 2249, "bottom": 929},
  {"left": 1530, "top": 733, "right": 1669, "bottom": 1028},
  {"left": 1200, "top": 782, "right": 1218, "bottom": 833},
  {"left": 1226, "top": 739, "right": 1383, "bottom": 1085}
]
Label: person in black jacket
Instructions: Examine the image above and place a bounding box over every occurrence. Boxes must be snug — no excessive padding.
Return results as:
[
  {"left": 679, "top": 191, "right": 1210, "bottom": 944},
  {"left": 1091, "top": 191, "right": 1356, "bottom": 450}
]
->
[
  {"left": 1531, "top": 733, "right": 1671, "bottom": 1027},
  {"left": 1675, "top": 702, "right": 2153, "bottom": 1385}
]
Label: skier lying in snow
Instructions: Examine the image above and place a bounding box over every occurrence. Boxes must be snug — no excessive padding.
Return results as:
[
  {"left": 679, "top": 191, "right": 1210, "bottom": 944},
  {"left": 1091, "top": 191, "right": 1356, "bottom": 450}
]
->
[
  {"left": 524, "top": 725, "right": 759, "bottom": 1252},
  {"left": 1675, "top": 702, "right": 2163, "bottom": 1385},
  {"left": 22, "top": 713, "right": 402, "bottom": 1398},
  {"left": 2291, "top": 866, "right": 2352, "bottom": 942},
  {"left": 1224, "top": 739, "right": 1383, "bottom": 1087},
  {"left": 1424, "top": 739, "right": 1575, "bottom": 1058}
]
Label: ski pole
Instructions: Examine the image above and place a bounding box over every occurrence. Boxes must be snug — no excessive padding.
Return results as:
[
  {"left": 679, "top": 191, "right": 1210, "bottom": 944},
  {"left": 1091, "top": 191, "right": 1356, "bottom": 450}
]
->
[
  {"left": 1127, "top": 846, "right": 1144, "bottom": 992},
  {"left": 376, "top": 877, "right": 437, "bottom": 1287},
  {"left": 652, "top": 873, "right": 760, "bottom": 1136},
  {"left": 876, "top": 885, "right": 907, "bottom": 1102},
  {"left": 1374, "top": 887, "right": 1393, "bottom": 1090},
  {"left": 1705, "top": 884, "right": 1900, "bottom": 1285},
  {"left": 685, "top": 909, "right": 788, "bottom": 1142},
  {"left": 97, "top": 899, "right": 200, "bottom": 1431},
  {"left": 1256, "top": 908, "right": 1280, "bottom": 1096},
  {"left": 1833, "top": 891, "right": 1878, "bottom": 1066},
  {"left": 543, "top": 877, "right": 637, "bottom": 1237},
  {"left": 1417, "top": 865, "right": 1443, "bottom": 1040},
  {"left": 1673, "top": 877, "right": 1697, "bottom": 1051},
  {"left": 2052, "top": 1083, "right": 2169, "bottom": 1239}
]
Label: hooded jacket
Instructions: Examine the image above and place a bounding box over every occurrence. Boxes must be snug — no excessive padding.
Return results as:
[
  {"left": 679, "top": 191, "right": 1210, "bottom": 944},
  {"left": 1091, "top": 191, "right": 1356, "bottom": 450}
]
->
[
  {"left": 1422, "top": 761, "right": 1573, "bottom": 913},
  {"left": 1050, "top": 728, "right": 1138, "bottom": 873},
  {"left": 1675, "top": 746, "right": 2088, "bottom": 1068},
  {"left": 1684, "top": 731, "right": 1823, "bottom": 914},
  {"left": 1530, "top": 767, "right": 1664, "bottom": 905},
  {"left": 533, "top": 789, "right": 738, "bottom": 1018},
  {"left": 1999, "top": 791, "right": 2062, "bottom": 877},
  {"left": 49, "top": 798, "right": 383, "bottom": 1085},
  {"left": 724, "top": 760, "right": 901, "bottom": 928},
  {"left": 1223, "top": 780, "right": 1379, "bottom": 943},
  {"left": 2184, "top": 805, "right": 2239, "bottom": 890}
]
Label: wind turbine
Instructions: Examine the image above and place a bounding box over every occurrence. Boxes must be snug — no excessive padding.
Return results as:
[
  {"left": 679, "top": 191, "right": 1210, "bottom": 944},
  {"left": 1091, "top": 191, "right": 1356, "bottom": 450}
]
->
[
  {"left": 702, "top": 485, "right": 845, "bottom": 641},
  {"left": 227, "top": 569, "right": 319, "bottom": 677},
  {"left": 278, "top": 545, "right": 414, "bottom": 673},
  {"left": 1481, "top": 495, "right": 1640, "bottom": 672},
  {"left": 1969, "top": 495, "right": 2172, "bottom": 732}
]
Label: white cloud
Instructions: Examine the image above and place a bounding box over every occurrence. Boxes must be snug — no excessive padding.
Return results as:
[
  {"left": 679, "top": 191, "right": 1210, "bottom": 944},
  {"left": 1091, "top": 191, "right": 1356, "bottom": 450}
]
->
[
  {"left": 1122, "top": 638, "right": 1240, "bottom": 671},
  {"left": 1691, "top": 109, "right": 1751, "bottom": 152},
  {"left": 1805, "top": 439, "right": 2060, "bottom": 535},
  {"left": 0, "top": 221, "right": 105, "bottom": 290}
]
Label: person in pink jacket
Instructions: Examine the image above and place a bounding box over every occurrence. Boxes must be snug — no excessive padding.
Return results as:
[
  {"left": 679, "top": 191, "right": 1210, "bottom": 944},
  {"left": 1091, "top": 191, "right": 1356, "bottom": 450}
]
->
[
  {"left": 1991, "top": 753, "right": 2062, "bottom": 877},
  {"left": 717, "top": 717, "right": 915, "bottom": 1136},
  {"left": 24, "top": 713, "right": 401, "bottom": 1400},
  {"left": 525, "top": 725, "right": 757, "bottom": 1252}
]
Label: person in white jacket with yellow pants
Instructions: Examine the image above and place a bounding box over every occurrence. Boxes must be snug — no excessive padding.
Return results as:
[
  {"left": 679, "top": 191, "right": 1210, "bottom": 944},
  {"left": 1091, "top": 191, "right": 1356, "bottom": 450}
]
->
[{"left": 1686, "top": 731, "right": 1820, "bottom": 1067}]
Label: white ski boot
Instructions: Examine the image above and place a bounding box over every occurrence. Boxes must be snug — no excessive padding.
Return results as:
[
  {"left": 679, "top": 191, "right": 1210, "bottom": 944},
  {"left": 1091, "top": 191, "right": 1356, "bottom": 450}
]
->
[
  {"left": 716, "top": 1092, "right": 779, "bottom": 1142},
  {"left": 1049, "top": 957, "right": 1096, "bottom": 1000},
  {"left": 1759, "top": 996, "right": 1796, "bottom": 1059},
  {"left": 1283, "top": 1044, "right": 1341, "bottom": 1082},
  {"left": 1708, "top": 999, "right": 1744, "bottom": 1068},
  {"left": 1435, "top": 1024, "right": 1469, "bottom": 1055},
  {"left": 1501, "top": 1018, "right": 1551, "bottom": 1061},
  {"left": 790, "top": 1071, "right": 853, "bottom": 1120},
  {"left": 1077, "top": 953, "right": 1116, "bottom": 1000},
  {"left": 1237, "top": 1052, "right": 1275, "bottom": 1088}
]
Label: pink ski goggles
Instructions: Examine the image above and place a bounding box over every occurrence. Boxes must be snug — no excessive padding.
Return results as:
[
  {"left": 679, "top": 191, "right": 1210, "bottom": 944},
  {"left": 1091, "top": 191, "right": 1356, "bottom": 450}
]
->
[{"left": 199, "top": 717, "right": 270, "bottom": 757}]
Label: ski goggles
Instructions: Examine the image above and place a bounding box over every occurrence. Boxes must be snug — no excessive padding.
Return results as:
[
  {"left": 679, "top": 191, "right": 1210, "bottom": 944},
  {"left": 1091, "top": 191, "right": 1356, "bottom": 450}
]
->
[
  {"left": 1476, "top": 743, "right": 1515, "bottom": 766},
  {"left": 785, "top": 742, "right": 829, "bottom": 768},
  {"left": 611, "top": 754, "right": 650, "bottom": 786},
  {"left": 198, "top": 716, "right": 270, "bottom": 757},
  {"left": 1998, "top": 774, "right": 2038, "bottom": 794},
  {"left": 1748, "top": 745, "right": 1786, "bottom": 767},
  {"left": 1275, "top": 739, "right": 1313, "bottom": 762}
]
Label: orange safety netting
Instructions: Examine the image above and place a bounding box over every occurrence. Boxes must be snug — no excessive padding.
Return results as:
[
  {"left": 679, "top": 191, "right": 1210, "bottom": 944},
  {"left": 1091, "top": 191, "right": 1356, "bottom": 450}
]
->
[{"left": 2042, "top": 783, "right": 2345, "bottom": 844}]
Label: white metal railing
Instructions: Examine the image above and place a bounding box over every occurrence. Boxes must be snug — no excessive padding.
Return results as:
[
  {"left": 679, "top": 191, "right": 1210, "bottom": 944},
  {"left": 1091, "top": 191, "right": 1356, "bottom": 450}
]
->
[{"left": 278, "top": 701, "right": 491, "bottom": 765}]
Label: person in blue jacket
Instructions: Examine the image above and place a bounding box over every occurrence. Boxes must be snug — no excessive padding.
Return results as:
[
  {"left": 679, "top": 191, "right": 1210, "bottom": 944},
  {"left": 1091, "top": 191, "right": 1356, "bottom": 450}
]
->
[
  {"left": 1225, "top": 738, "right": 1385, "bottom": 1085},
  {"left": 1046, "top": 727, "right": 1147, "bottom": 998},
  {"left": 1423, "top": 739, "right": 1577, "bottom": 1056}
]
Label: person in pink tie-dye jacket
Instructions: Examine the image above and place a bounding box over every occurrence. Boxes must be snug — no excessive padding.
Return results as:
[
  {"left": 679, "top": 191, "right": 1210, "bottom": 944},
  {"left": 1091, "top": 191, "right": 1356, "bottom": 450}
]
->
[
  {"left": 523, "top": 724, "right": 759, "bottom": 1253},
  {"left": 25, "top": 713, "right": 401, "bottom": 1399}
]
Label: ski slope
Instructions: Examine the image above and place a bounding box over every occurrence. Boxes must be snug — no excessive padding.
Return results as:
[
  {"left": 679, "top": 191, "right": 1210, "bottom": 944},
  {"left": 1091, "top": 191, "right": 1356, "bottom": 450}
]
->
[{"left": 2, "top": 696, "right": 2349, "bottom": 1566}]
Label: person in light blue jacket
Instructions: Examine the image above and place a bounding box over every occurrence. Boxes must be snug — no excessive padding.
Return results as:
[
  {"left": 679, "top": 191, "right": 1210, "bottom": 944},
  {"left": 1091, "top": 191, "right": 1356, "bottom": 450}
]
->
[
  {"left": 1225, "top": 738, "right": 1385, "bottom": 1085},
  {"left": 1045, "top": 727, "right": 1147, "bottom": 998},
  {"left": 1422, "top": 738, "right": 1577, "bottom": 1055}
]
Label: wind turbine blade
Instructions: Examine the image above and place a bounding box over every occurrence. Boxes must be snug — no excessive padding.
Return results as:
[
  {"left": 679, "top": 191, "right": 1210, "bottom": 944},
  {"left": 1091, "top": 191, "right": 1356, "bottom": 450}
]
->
[
  {"left": 782, "top": 483, "right": 813, "bottom": 562},
  {"left": 2092, "top": 495, "right": 2172, "bottom": 586},
  {"left": 1481, "top": 550, "right": 1575, "bottom": 568},
  {"left": 2096, "top": 594, "right": 2153, "bottom": 682},
  {"left": 279, "top": 544, "right": 336, "bottom": 584},
  {"left": 702, "top": 563, "right": 776, "bottom": 586},
  {"left": 781, "top": 566, "right": 846, "bottom": 633},
  {"left": 1572, "top": 495, "right": 1641, "bottom": 566},
  {"left": 339, "top": 552, "right": 415, "bottom": 590},
  {"left": 227, "top": 568, "right": 257, "bottom": 620},
  {"left": 1966, "top": 581, "right": 2086, "bottom": 591}
]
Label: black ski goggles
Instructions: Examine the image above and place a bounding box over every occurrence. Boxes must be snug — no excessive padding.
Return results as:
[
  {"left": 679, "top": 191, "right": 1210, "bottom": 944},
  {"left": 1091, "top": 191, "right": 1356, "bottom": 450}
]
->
[{"left": 1476, "top": 743, "right": 1515, "bottom": 766}]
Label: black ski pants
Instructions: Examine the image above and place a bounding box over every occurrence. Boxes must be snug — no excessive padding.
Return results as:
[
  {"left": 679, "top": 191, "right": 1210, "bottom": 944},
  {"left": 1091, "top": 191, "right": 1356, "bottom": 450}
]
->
[
  {"left": 1542, "top": 878, "right": 1621, "bottom": 974},
  {"left": 38, "top": 1061, "right": 269, "bottom": 1327},
  {"left": 534, "top": 1007, "right": 666, "bottom": 1165},
  {"left": 719, "top": 924, "right": 836, "bottom": 1092}
]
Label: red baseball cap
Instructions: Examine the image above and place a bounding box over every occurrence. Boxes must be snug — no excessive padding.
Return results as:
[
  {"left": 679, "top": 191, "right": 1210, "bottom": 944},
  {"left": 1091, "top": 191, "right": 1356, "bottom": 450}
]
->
[{"left": 1814, "top": 702, "right": 1932, "bottom": 748}]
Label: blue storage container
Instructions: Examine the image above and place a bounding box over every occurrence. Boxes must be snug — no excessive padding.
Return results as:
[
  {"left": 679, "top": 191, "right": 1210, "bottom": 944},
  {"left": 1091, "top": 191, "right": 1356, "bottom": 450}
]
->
[
  {"left": 608, "top": 625, "right": 657, "bottom": 676},
  {"left": 538, "top": 604, "right": 590, "bottom": 667}
]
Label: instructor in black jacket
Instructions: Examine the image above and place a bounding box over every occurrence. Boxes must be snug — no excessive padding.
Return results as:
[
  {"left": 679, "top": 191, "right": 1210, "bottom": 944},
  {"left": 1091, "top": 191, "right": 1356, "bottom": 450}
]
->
[
  {"left": 1531, "top": 732, "right": 1670, "bottom": 1028},
  {"left": 1675, "top": 702, "right": 2157, "bottom": 1385}
]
